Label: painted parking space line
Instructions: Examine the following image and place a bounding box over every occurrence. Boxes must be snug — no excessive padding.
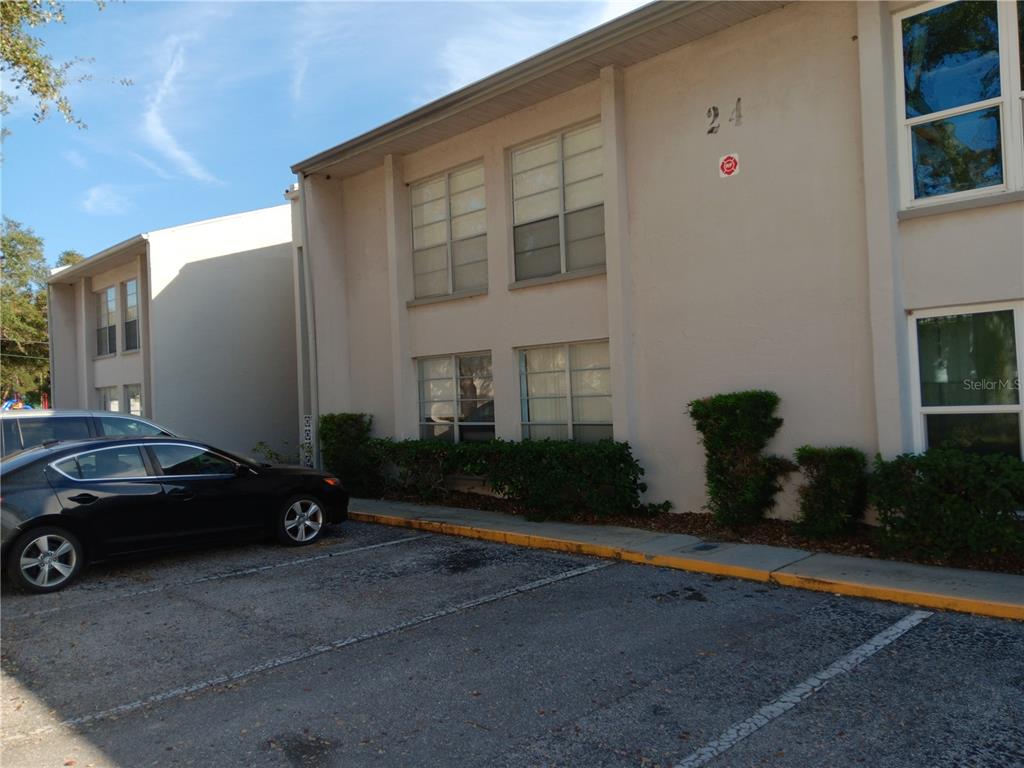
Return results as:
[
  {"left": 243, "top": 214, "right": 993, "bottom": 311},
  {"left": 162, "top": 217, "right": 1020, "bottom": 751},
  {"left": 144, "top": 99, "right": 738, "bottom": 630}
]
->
[
  {"left": 2, "top": 561, "right": 611, "bottom": 744},
  {"left": 672, "top": 609, "right": 933, "bottom": 768},
  {"left": 4, "top": 534, "right": 432, "bottom": 622}
]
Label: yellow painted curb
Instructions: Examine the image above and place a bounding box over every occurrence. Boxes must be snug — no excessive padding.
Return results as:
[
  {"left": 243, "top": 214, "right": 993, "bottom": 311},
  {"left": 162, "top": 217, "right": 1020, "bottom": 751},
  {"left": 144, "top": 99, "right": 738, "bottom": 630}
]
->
[
  {"left": 769, "top": 571, "right": 1024, "bottom": 621},
  {"left": 349, "top": 510, "right": 1024, "bottom": 621}
]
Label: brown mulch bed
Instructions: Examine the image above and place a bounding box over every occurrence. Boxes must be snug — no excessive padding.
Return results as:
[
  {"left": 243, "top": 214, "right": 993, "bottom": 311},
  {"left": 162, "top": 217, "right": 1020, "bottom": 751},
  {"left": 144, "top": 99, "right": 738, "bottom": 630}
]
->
[{"left": 378, "top": 491, "right": 1024, "bottom": 576}]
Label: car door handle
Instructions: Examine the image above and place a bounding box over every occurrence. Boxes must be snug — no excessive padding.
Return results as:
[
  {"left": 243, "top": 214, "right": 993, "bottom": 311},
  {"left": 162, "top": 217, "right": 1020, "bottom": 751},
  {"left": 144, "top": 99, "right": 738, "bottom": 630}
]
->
[
  {"left": 68, "top": 493, "right": 98, "bottom": 504},
  {"left": 167, "top": 489, "right": 196, "bottom": 501}
]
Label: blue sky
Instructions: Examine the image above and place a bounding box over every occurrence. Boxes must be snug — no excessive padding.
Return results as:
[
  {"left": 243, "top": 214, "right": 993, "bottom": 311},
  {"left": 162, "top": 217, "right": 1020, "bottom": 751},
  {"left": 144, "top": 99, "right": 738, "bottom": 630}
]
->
[{"left": 1, "top": 0, "right": 644, "bottom": 264}]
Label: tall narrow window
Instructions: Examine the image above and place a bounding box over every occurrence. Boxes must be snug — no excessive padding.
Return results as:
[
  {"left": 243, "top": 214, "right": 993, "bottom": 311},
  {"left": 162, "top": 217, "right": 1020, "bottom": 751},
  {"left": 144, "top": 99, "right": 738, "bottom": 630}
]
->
[
  {"left": 519, "top": 340, "right": 612, "bottom": 442},
  {"left": 96, "top": 287, "right": 116, "bottom": 356},
  {"left": 912, "top": 302, "right": 1023, "bottom": 458},
  {"left": 896, "top": 1, "right": 1024, "bottom": 204},
  {"left": 512, "top": 123, "right": 604, "bottom": 281},
  {"left": 411, "top": 164, "right": 487, "bottom": 299},
  {"left": 123, "top": 279, "right": 139, "bottom": 351},
  {"left": 418, "top": 352, "right": 494, "bottom": 442},
  {"left": 96, "top": 385, "right": 120, "bottom": 413},
  {"left": 125, "top": 384, "right": 142, "bottom": 416}
]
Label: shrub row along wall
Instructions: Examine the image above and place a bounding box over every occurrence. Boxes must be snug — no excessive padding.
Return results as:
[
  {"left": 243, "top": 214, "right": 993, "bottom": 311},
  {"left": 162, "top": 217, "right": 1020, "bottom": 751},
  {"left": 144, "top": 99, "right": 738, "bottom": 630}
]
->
[
  {"left": 687, "top": 391, "right": 1024, "bottom": 559},
  {"left": 319, "top": 413, "right": 671, "bottom": 521}
]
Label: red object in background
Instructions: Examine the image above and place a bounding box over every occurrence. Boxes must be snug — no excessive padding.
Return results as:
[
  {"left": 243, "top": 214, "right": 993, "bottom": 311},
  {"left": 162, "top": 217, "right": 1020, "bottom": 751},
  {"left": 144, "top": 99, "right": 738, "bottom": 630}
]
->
[
  {"left": 41, "top": 393, "right": 49, "bottom": 409},
  {"left": 719, "top": 154, "right": 739, "bottom": 177}
]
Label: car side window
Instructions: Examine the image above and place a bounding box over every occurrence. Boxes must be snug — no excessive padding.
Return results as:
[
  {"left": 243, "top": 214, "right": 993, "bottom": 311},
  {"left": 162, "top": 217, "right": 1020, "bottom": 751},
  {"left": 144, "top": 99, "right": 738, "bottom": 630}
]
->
[
  {"left": 150, "top": 444, "right": 234, "bottom": 476},
  {"left": 2, "top": 420, "right": 21, "bottom": 454},
  {"left": 98, "top": 416, "right": 164, "bottom": 437},
  {"left": 18, "top": 417, "right": 91, "bottom": 450},
  {"left": 54, "top": 446, "right": 149, "bottom": 480}
]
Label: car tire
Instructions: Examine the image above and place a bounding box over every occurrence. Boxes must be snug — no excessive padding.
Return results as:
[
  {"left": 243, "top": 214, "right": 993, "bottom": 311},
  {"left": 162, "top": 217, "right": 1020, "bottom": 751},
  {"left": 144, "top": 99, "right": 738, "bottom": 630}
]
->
[
  {"left": 276, "top": 495, "right": 327, "bottom": 546},
  {"left": 6, "top": 526, "right": 84, "bottom": 593}
]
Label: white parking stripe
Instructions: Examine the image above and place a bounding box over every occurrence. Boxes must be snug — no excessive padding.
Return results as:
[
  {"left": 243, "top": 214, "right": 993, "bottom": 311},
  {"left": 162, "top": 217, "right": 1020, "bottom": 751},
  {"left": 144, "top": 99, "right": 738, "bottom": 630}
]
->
[
  {"left": 4, "top": 534, "right": 431, "bottom": 622},
  {"left": 673, "top": 609, "right": 933, "bottom": 768},
  {"left": 2, "top": 561, "right": 611, "bottom": 744}
]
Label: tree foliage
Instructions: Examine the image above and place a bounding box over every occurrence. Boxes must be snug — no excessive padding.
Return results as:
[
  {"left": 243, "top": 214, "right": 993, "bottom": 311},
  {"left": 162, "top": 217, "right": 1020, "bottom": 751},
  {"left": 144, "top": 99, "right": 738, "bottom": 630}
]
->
[
  {"left": 56, "top": 249, "right": 85, "bottom": 267},
  {"left": 1, "top": 217, "right": 51, "bottom": 402},
  {"left": 0, "top": 1, "right": 125, "bottom": 134}
]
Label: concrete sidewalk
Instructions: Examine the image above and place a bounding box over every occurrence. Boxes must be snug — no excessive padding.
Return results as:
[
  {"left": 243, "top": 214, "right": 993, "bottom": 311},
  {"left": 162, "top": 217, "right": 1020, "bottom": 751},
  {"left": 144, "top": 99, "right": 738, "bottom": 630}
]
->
[{"left": 349, "top": 499, "right": 1024, "bottom": 621}]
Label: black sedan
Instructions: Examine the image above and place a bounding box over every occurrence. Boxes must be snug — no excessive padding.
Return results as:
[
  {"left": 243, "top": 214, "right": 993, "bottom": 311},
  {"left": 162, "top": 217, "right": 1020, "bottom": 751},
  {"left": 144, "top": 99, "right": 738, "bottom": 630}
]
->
[{"left": 1, "top": 436, "right": 348, "bottom": 593}]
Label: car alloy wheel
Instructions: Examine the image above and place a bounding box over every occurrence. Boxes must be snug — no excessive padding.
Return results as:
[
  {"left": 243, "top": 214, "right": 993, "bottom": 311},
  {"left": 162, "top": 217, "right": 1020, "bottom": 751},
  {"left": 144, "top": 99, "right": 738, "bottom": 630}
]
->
[
  {"left": 282, "top": 499, "right": 324, "bottom": 544},
  {"left": 8, "top": 527, "right": 83, "bottom": 593}
]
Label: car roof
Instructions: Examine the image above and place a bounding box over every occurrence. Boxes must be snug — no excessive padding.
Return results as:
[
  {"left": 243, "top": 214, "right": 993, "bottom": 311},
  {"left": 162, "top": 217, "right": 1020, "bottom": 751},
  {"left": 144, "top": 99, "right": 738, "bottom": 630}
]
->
[
  {"left": 0, "top": 436, "right": 212, "bottom": 475},
  {"left": 3, "top": 410, "right": 149, "bottom": 420}
]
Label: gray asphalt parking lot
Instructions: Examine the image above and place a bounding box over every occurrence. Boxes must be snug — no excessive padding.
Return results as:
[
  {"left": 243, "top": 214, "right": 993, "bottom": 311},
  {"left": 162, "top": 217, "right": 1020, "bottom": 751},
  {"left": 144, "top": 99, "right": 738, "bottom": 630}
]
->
[{"left": 1, "top": 521, "right": 1022, "bottom": 768}]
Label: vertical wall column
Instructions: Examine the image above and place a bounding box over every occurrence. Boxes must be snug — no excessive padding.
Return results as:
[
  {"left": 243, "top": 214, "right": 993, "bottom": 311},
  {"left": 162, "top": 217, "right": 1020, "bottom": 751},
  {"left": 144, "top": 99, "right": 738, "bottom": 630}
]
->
[
  {"left": 601, "top": 65, "right": 637, "bottom": 445},
  {"left": 138, "top": 250, "right": 155, "bottom": 419},
  {"left": 857, "top": 3, "right": 913, "bottom": 456},
  {"left": 74, "top": 278, "right": 94, "bottom": 408},
  {"left": 384, "top": 154, "right": 417, "bottom": 439}
]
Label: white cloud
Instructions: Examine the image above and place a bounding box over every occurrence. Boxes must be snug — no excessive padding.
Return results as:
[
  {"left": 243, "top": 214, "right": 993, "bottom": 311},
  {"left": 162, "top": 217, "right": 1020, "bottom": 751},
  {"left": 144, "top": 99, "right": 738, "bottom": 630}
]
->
[
  {"left": 63, "top": 150, "right": 89, "bottom": 170},
  {"left": 80, "top": 184, "right": 132, "bottom": 216},
  {"left": 142, "top": 37, "right": 223, "bottom": 185},
  {"left": 289, "top": 3, "right": 356, "bottom": 103}
]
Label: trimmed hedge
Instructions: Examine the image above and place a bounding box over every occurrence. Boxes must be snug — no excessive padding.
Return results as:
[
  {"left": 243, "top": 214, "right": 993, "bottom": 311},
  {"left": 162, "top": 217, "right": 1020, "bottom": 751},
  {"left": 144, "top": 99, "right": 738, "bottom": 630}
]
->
[
  {"left": 793, "top": 446, "right": 867, "bottom": 538},
  {"left": 319, "top": 413, "right": 383, "bottom": 497},
  {"left": 870, "top": 449, "right": 1024, "bottom": 559},
  {"left": 372, "top": 437, "right": 670, "bottom": 520},
  {"left": 687, "top": 391, "right": 796, "bottom": 527}
]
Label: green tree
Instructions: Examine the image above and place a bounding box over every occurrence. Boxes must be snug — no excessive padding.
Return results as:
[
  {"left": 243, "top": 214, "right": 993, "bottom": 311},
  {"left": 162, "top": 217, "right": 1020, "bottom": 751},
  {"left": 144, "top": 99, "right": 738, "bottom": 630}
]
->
[
  {"left": 56, "top": 248, "right": 85, "bottom": 267},
  {"left": 1, "top": 218, "right": 50, "bottom": 403},
  {"left": 1, "top": 1, "right": 126, "bottom": 134}
]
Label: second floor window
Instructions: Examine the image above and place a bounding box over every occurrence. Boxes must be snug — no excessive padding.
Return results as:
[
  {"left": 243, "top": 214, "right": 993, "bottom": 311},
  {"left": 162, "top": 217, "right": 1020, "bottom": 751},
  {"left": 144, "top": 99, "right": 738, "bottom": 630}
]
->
[
  {"left": 411, "top": 164, "right": 487, "bottom": 299},
  {"left": 96, "top": 287, "right": 116, "bottom": 356},
  {"left": 512, "top": 123, "right": 605, "bottom": 282},
  {"left": 897, "top": 1, "right": 1023, "bottom": 204},
  {"left": 123, "top": 279, "right": 139, "bottom": 351}
]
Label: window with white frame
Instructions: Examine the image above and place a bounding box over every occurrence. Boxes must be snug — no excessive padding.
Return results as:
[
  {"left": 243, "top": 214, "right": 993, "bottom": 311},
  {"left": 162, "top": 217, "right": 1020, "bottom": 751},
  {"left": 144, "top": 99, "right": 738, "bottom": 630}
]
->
[
  {"left": 418, "top": 352, "right": 494, "bottom": 442},
  {"left": 896, "top": 1, "right": 1023, "bottom": 206},
  {"left": 411, "top": 164, "right": 487, "bottom": 299},
  {"left": 123, "top": 279, "right": 139, "bottom": 351},
  {"left": 511, "top": 123, "right": 604, "bottom": 281},
  {"left": 97, "top": 385, "right": 120, "bottom": 413},
  {"left": 96, "top": 287, "right": 116, "bottom": 356},
  {"left": 125, "top": 384, "right": 142, "bottom": 416},
  {"left": 519, "top": 340, "right": 612, "bottom": 442},
  {"left": 911, "top": 302, "right": 1023, "bottom": 459}
]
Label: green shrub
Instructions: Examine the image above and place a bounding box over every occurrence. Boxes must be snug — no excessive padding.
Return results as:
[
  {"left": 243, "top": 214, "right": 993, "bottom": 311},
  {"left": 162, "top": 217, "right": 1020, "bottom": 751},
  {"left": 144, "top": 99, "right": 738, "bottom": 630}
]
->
[
  {"left": 687, "top": 390, "right": 796, "bottom": 527},
  {"left": 793, "top": 446, "right": 867, "bottom": 538},
  {"left": 369, "top": 437, "right": 670, "bottom": 520},
  {"left": 319, "top": 413, "right": 383, "bottom": 497},
  {"left": 870, "top": 449, "right": 1024, "bottom": 559}
]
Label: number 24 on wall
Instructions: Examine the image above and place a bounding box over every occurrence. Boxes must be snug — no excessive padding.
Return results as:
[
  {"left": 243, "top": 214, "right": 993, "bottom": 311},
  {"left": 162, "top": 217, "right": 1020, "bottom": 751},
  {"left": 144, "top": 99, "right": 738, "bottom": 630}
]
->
[{"left": 707, "top": 99, "right": 742, "bottom": 134}]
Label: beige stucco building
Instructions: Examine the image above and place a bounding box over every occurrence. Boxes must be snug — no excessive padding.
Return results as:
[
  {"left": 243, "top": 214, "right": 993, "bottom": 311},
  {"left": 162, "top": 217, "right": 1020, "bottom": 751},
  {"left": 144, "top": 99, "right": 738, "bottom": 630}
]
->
[
  {"left": 48, "top": 205, "right": 298, "bottom": 458},
  {"left": 289, "top": 0, "right": 1024, "bottom": 516}
]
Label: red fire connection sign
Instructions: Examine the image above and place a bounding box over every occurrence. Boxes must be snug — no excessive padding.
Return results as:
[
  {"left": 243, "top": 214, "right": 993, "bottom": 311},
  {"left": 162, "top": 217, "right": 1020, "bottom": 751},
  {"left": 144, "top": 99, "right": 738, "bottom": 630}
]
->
[{"left": 719, "top": 154, "right": 739, "bottom": 177}]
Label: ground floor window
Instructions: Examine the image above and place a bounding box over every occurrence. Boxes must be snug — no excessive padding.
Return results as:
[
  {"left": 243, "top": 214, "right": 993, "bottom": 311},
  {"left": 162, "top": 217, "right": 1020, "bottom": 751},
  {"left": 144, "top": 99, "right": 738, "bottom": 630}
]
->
[
  {"left": 125, "top": 384, "right": 142, "bottom": 416},
  {"left": 418, "top": 352, "right": 494, "bottom": 443},
  {"left": 519, "top": 340, "right": 612, "bottom": 442},
  {"left": 96, "top": 386, "right": 120, "bottom": 413},
  {"left": 911, "top": 301, "right": 1023, "bottom": 458}
]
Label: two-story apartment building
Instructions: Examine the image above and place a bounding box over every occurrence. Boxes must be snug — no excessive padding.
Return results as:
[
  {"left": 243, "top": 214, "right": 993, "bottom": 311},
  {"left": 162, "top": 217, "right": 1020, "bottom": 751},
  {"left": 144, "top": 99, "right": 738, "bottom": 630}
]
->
[
  {"left": 288, "top": 0, "right": 1023, "bottom": 516},
  {"left": 48, "top": 205, "right": 298, "bottom": 457}
]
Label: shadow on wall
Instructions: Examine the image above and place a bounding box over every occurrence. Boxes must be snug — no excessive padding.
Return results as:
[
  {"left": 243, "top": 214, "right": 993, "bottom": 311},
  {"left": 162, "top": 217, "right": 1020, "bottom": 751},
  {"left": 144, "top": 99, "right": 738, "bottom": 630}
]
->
[{"left": 149, "top": 245, "right": 298, "bottom": 458}]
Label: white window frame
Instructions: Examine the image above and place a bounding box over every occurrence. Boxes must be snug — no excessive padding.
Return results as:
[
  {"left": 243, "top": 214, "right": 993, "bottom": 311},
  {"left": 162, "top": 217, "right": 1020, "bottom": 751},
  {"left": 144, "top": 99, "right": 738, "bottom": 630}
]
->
[
  {"left": 894, "top": 0, "right": 1024, "bottom": 210},
  {"left": 410, "top": 162, "right": 487, "bottom": 299},
  {"left": 96, "top": 385, "right": 120, "bottom": 413},
  {"left": 122, "top": 278, "right": 140, "bottom": 352},
  {"left": 510, "top": 121, "right": 604, "bottom": 280},
  {"left": 907, "top": 300, "right": 1024, "bottom": 459},
  {"left": 518, "top": 339, "right": 612, "bottom": 442},
  {"left": 416, "top": 351, "right": 494, "bottom": 443}
]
